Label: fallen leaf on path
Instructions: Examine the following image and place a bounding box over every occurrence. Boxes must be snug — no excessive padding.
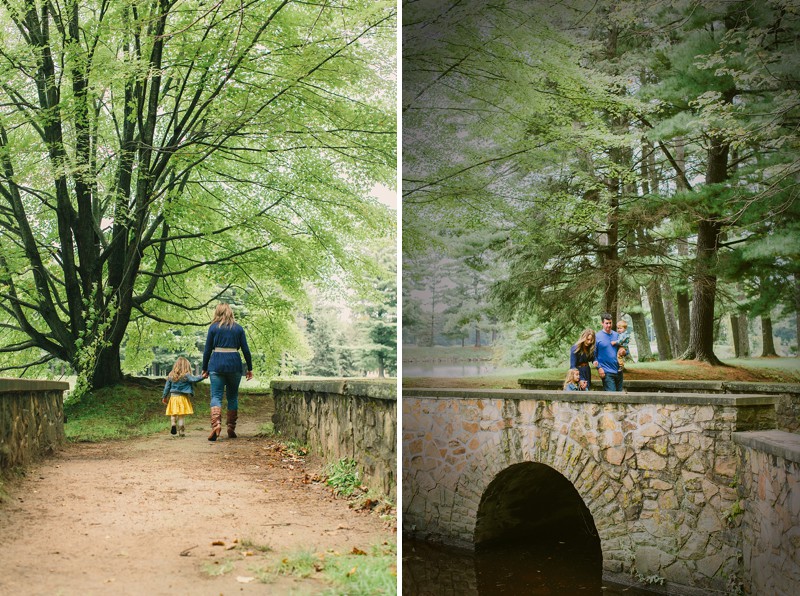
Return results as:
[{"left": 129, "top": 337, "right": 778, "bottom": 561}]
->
[
  {"left": 346, "top": 567, "right": 357, "bottom": 577},
  {"left": 211, "top": 540, "right": 225, "bottom": 546},
  {"left": 236, "top": 576, "right": 255, "bottom": 583},
  {"left": 351, "top": 547, "right": 366, "bottom": 555}
]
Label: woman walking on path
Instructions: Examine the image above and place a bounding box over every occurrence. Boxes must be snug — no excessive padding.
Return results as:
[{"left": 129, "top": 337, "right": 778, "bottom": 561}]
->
[
  {"left": 202, "top": 303, "right": 254, "bottom": 441},
  {"left": 569, "top": 328, "right": 596, "bottom": 390}
]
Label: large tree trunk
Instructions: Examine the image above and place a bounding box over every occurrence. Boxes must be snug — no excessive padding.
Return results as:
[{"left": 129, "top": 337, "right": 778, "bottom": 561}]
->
[
  {"left": 662, "top": 280, "right": 682, "bottom": 358},
  {"left": 681, "top": 129, "right": 730, "bottom": 366},
  {"left": 730, "top": 314, "right": 741, "bottom": 357},
  {"left": 676, "top": 287, "right": 691, "bottom": 353},
  {"left": 761, "top": 315, "right": 778, "bottom": 357},
  {"left": 737, "top": 313, "right": 750, "bottom": 358},
  {"left": 91, "top": 344, "right": 123, "bottom": 388},
  {"left": 629, "top": 317, "right": 652, "bottom": 363},
  {"left": 673, "top": 139, "right": 691, "bottom": 353},
  {"left": 647, "top": 279, "right": 673, "bottom": 360},
  {"left": 682, "top": 219, "right": 725, "bottom": 364},
  {"left": 796, "top": 276, "right": 800, "bottom": 357}
]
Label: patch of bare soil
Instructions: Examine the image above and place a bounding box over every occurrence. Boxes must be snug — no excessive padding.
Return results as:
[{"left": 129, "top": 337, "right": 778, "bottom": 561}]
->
[{"left": 0, "top": 404, "right": 395, "bottom": 595}]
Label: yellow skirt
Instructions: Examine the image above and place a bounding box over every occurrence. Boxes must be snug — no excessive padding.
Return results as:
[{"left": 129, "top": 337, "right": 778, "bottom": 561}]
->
[{"left": 165, "top": 394, "right": 194, "bottom": 416}]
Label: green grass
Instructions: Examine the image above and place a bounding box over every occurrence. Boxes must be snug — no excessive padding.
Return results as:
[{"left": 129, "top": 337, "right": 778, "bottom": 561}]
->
[
  {"left": 64, "top": 379, "right": 267, "bottom": 442},
  {"left": 255, "top": 543, "right": 397, "bottom": 594},
  {"left": 321, "top": 543, "right": 397, "bottom": 595},
  {"left": 325, "top": 458, "right": 360, "bottom": 497},
  {"left": 202, "top": 559, "right": 235, "bottom": 577}
]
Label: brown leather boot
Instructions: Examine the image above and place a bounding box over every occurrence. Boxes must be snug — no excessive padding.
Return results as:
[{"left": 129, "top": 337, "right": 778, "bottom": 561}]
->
[
  {"left": 226, "top": 410, "right": 238, "bottom": 439},
  {"left": 208, "top": 406, "right": 222, "bottom": 441}
]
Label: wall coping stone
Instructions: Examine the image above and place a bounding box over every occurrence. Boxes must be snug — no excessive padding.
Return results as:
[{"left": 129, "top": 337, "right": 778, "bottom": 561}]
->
[
  {"left": 733, "top": 430, "right": 800, "bottom": 464},
  {"left": 0, "top": 378, "right": 70, "bottom": 394},
  {"left": 518, "top": 378, "right": 800, "bottom": 395},
  {"left": 404, "top": 387, "right": 777, "bottom": 406},
  {"left": 272, "top": 378, "right": 396, "bottom": 401}
]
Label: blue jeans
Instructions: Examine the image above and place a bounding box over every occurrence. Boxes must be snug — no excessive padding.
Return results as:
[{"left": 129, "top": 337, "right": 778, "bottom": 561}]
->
[
  {"left": 602, "top": 372, "right": 623, "bottom": 392},
  {"left": 209, "top": 371, "right": 242, "bottom": 410}
]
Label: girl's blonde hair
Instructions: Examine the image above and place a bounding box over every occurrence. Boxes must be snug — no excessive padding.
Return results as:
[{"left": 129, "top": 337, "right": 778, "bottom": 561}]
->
[
  {"left": 168, "top": 356, "right": 193, "bottom": 382},
  {"left": 574, "top": 328, "right": 595, "bottom": 356},
  {"left": 563, "top": 368, "right": 580, "bottom": 390},
  {"left": 211, "top": 302, "right": 236, "bottom": 328}
]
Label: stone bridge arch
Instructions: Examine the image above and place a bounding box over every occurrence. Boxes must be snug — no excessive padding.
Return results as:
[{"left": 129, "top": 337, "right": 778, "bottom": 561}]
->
[
  {"left": 474, "top": 461, "right": 600, "bottom": 548},
  {"left": 404, "top": 393, "right": 637, "bottom": 565},
  {"left": 404, "top": 388, "right": 780, "bottom": 591}
]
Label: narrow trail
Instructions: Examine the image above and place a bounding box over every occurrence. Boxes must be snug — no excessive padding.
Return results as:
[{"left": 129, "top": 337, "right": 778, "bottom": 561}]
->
[{"left": 0, "top": 403, "right": 395, "bottom": 595}]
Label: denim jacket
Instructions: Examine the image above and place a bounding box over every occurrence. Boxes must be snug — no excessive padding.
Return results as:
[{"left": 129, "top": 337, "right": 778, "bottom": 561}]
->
[{"left": 162, "top": 374, "right": 204, "bottom": 398}]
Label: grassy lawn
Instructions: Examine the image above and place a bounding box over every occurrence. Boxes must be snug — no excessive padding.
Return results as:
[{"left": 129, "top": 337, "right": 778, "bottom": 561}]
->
[
  {"left": 402, "top": 355, "right": 800, "bottom": 389},
  {"left": 64, "top": 378, "right": 269, "bottom": 442}
]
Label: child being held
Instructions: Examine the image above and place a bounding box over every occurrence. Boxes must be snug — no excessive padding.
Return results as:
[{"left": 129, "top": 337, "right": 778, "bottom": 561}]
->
[
  {"left": 611, "top": 319, "right": 631, "bottom": 370},
  {"left": 162, "top": 356, "right": 202, "bottom": 437},
  {"left": 563, "top": 368, "right": 588, "bottom": 391}
]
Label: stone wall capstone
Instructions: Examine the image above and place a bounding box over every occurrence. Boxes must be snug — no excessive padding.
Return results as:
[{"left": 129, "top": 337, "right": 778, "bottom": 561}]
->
[
  {"left": 0, "top": 378, "right": 68, "bottom": 472},
  {"left": 518, "top": 379, "right": 800, "bottom": 433},
  {"left": 271, "top": 379, "right": 396, "bottom": 499}
]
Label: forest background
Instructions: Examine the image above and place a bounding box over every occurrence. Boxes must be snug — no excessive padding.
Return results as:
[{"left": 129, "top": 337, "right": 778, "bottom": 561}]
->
[
  {"left": 0, "top": 0, "right": 398, "bottom": 394},
  {"left": 402, "top": 0, "right": 800, "bottom": 370}
]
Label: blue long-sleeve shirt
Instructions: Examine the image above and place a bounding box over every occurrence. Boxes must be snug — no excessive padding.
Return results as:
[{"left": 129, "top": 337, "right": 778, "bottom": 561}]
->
[
  {"left": 595, "top": 329, "right": 620, "bottom": 374},
  {"left": 202, "top": 322, "right": 253, "bottom": 373},
  {"left": 162, "top": 374, "right": 204, "bottom": 398}
]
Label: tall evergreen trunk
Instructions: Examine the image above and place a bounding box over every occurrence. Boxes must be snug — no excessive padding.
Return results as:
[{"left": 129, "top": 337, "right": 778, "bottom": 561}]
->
[
  {"left": 681, "top": 128, "right": 731, "bottom": 365},
  {"left": 647, "top": 279, "right": 672, "bottom": 360},
  {"left": 672, "top": 138, "right": 692, "bottom": 353},
  {"left": 730, "top": 314, "right": 741, "bottom": 357},
  {"left": 676, "top": 287, "right": 691, "bottom": 353},
  {"left": 474, "top": 326, "right": 481, "bottom": 348},
  {"left": 630, "top": 290, "right": 652, "bottom": 362},
  {"left": 377, "top": 355, "right": 385, "bottom": 378},
  {"left": 737, "top": 313, "right": 750, "bottom": 358},
  {"left": 662, "top": 280, "right": 682, "bottom": 358},
  {"left": 796, "top": 277, "right": 800, "bottom": 357},
  {"left": 760, "top": 316, "right": 778, "bottom": 357}
]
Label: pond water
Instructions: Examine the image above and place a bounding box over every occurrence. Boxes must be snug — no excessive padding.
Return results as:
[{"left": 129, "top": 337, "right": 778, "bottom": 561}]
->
[
  {"left": 402, "top": 363, "right": 528, "bottom": 378},
  {"left": 402, "top": 538, "right": 660, "bottom": 595}
]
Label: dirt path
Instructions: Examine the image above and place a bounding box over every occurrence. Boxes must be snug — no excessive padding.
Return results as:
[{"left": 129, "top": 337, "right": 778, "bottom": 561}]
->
[{"left": 0, "top": 406, "right": 396, "bottom": 595}]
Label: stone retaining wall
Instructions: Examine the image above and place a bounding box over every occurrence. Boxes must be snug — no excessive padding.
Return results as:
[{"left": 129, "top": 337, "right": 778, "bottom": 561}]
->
[
  {"left": 403, "top": 388, "right": 778, "bottom": 593},
  {"left": 271, "top": 379, "right": 396, "bottom": 499},
  {"left": 733, "top": 430, "right": 800, "bottom": 596},
  {"left": 518, "top": 379, "right": 800, "bottom": 433},
  {"left": 0, "top": 378, "right": 68, "bottom": 471}
]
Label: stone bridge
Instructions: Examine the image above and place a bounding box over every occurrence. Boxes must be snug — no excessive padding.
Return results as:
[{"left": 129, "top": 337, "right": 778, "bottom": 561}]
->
[{"left": 402, "top": 387, "right": 800, "bottom": 594}]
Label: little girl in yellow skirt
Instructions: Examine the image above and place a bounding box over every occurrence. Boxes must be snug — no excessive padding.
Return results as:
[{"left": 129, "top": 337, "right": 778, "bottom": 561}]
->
[{"left": 162, "top": 357, "right": 204, "bottom": 437}]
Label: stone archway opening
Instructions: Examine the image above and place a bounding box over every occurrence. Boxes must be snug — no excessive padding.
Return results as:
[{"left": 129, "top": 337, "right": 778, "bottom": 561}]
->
[{"left": 473, "top": 461, "right": 602, "bottom": 592}]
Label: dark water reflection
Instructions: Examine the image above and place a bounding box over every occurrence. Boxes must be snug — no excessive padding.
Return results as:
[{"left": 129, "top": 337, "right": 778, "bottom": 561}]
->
[{"left": 403, "top": 538, "right": 659, "bottom": 596}]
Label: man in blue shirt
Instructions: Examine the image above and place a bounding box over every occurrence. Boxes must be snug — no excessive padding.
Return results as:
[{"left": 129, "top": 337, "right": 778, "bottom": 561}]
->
[{"left": 593, "top": 312, "right": 623, "bottom": 391}]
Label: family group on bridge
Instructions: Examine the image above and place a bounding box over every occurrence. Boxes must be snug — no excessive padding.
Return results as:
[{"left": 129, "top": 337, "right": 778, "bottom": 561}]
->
[
  {"left": 160, "top": 303, "right": 254, "bottom": 440},
  {"left": 565, "top": 313, "right": 631, "bottom": 392}
]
